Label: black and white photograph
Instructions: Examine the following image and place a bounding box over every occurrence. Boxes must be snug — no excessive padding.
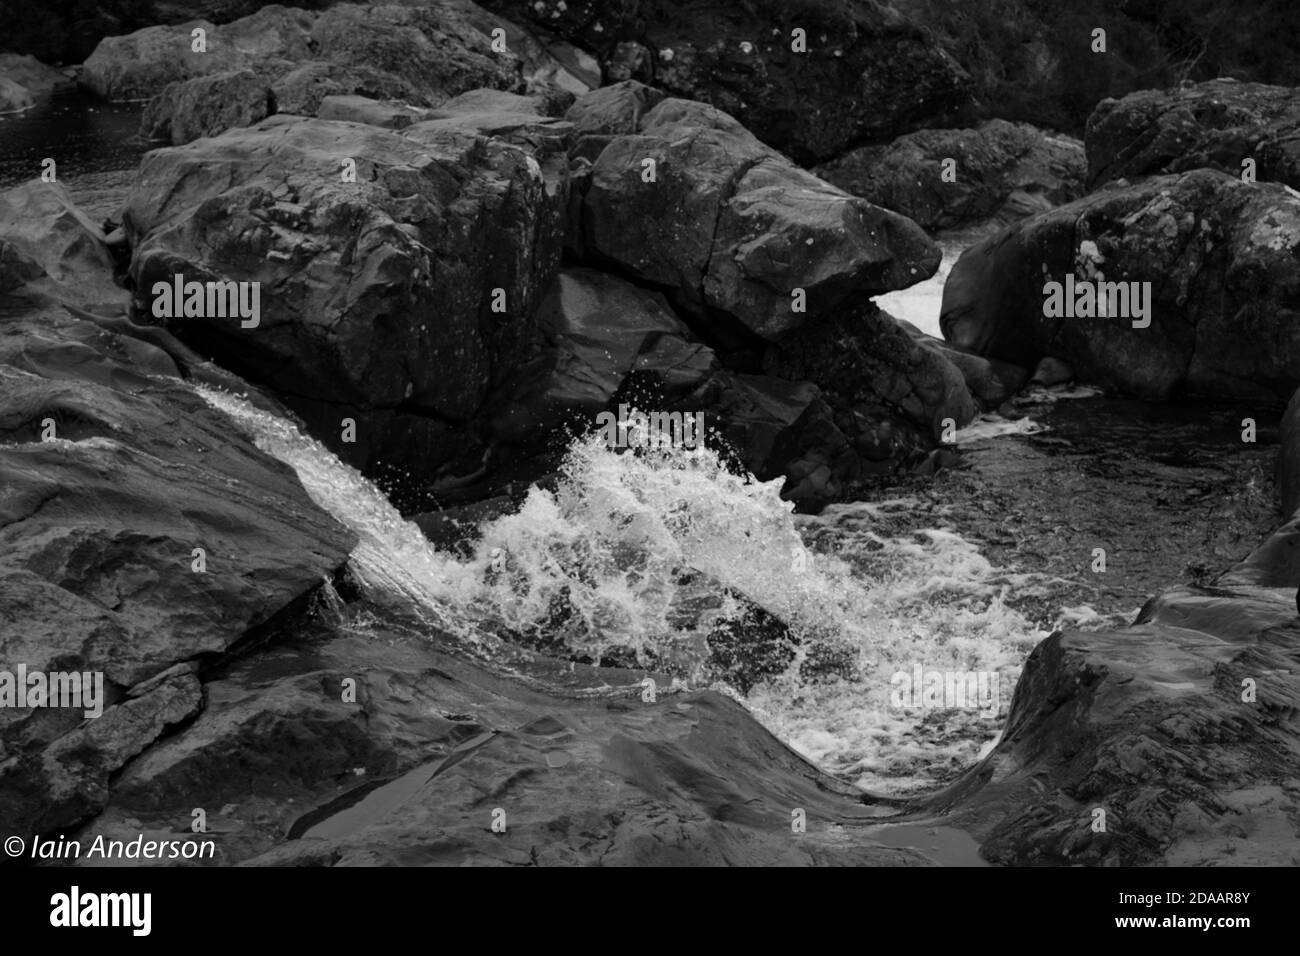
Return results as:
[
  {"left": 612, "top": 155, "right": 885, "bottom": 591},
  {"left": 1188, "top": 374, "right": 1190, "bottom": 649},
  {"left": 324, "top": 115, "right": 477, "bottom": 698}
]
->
[{"left": 0, "top": 0, "right": 1294, "bottom": 929}]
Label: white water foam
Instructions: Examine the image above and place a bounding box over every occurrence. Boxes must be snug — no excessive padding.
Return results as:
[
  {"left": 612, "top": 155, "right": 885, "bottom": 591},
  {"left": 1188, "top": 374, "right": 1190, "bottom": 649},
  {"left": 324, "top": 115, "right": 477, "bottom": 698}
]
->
[
  {"left": 197, "top": 386, "right": 1046, "bottom": 795},
  {"left": 875, "top": 233, "right": 975, "bottom": 338}
]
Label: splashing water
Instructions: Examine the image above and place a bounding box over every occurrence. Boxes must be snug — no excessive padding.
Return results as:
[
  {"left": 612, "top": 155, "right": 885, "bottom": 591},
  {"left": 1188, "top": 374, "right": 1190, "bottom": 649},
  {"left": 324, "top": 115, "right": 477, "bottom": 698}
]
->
[{"left": 197, "top": 386, "right": 1046, "bottom": 795}]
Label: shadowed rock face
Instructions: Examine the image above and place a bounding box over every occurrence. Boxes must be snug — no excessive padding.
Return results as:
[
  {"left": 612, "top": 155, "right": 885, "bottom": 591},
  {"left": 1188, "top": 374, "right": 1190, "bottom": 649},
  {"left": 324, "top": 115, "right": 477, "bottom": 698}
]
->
[
  {"left": 476, "top": 0, "right": 969, "bottom": 164},
  {"left": 1087, "top": 79, "right": 1300, "bottom": 191},
  {"left": 124, "top": 113, "right": 567, "bottom": 481},
  {"left": 121, "top": 85, "right": 968, "bottom": 501},
  {"left": 940, "top": 168, "right": 1300, "bottom": 402},
  {"left": 485, "top": 266, "right": 718, "bottom": 456}
]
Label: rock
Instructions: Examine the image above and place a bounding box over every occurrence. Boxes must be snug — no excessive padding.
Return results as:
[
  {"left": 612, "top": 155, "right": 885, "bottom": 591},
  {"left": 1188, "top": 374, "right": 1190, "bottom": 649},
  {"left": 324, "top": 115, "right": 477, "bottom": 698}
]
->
[
  {"left": 270, "top": 61, "right": 352, "bottom": 117},
  {"left": 1087, "top": 79, "right": 1300, "bottom": 190},
  {"left": 606, "top": 41, "right": 655, "bottom": 85},
  {"left": 934, "top": 612, "right": 1300, "bottom": 865},
  {"left": 0, "top": 54, "right": 68, "bottom": 113},
  {"left": 0, "top": 76, "right": 35, "bottom": 114},
  {"left": 940, "top": 169, "right": 1300, "bottom": 402},
  {"left": 577, "top": 96, "right": 940, "bottom": 341},
  {"left": 124, "top": 114, "right": 566, "bottom": 483},
  {"left": 19, "top": 665, "right": 204, "bottom": 834},
  {"left": 564, "top": 79, "right": 665, "bottom": 137},
  {"left": 0, "top": 54, "right": 71, "bottom": 97},
  {"left": 316, "top": 94, "right": 431, "bottom": 130},
  {"left": 683, "top": 371, "right": 849, "bottom": 504},
  {"left": 140, "top": 69, "right": 273, "bottom": 144},
  {"left": 305, "top": 2, "right": 523, "bottom": 108},
  {"left": 763, "top": 304, "right": 977, "bottom": 461},
  {"left": 487, "top": 267, "right": 717, "bottom": 456},
  {"left": 936, "top": 507, "right": 1300, "bottom": 865},
  {"left": 1029, "top": 356, "right": 1074, "bottom": 387},
  {"left": 0, "top": 181, "right": 119, "bottom": 306},
  {"left": 815, "top": 120, "right": 1085, "bottom": 231},
  {"left": 83, "top": 2, "right": 524, "bottom": 121},
  {"left": 0, "top": 327, "right": 356, "bottom": 689},
  {"left": 477, "top": 0, "right": 969, "bottom": 163},
  {"left": 71, "top": 617, "right": 925, "bottom": 866},
  {"left": 81, "top": 13, "right": 282, "bottom": 100},
  {"left": 900, "top": 322, "right": 1030, "bottom": 408},
  {"left": 413, "top": 88, "right": 572, "bottom": 153},
  {"left": 452, "top": 3, "right": 598, "bottom": 96},
  {"left": 0, "top": 181, "right": 357, "bottom": 833}
]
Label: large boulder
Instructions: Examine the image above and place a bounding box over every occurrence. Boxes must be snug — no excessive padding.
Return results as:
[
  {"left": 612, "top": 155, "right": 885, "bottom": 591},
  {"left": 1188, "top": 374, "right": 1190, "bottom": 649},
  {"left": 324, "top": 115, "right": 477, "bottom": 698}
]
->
[
  {"left": 815, "top": 120, "right": 1085, "bottom": 231},
  {"left": 940, "top": 168, "right": 1300, "bottom": 402},
  {"left": 1087, "top": 79, "right": 1300, "bottom": 190},
  {"left": 477, "top": 0, "right": 969, "bottom": 163},
  {"left": 0, "top": 181, "right": 357, "bottom": 835},
  {"left": 934, "top": 607, "right": 1300, "bottom": 865},
  {"left": 124, "top": 114, "right": 566, "bottom": 483},
  {"left": 576, "top": 96, "right": 940, "bottom": 342}
]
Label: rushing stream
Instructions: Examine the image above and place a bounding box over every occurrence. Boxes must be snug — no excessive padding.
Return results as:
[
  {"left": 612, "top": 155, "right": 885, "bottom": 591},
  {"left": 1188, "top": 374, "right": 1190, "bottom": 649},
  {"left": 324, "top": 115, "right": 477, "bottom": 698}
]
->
[{"left": 199, "top": 385, "right": 1046, "bottom": 796}]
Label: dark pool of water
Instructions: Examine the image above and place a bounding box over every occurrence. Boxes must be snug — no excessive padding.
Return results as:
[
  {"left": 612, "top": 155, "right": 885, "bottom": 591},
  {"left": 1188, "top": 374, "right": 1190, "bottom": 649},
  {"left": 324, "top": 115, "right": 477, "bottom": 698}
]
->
[{"left": 0, "top": 87, "right": 146, "bottom": 222}]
